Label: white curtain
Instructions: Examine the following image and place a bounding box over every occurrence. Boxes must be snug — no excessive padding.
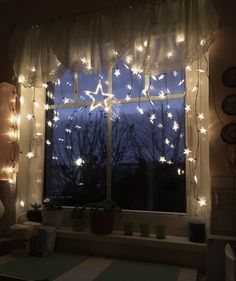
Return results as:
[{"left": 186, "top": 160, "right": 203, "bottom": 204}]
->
[{"left": 12, "top": 0, "right": 219, "bottom": 87}]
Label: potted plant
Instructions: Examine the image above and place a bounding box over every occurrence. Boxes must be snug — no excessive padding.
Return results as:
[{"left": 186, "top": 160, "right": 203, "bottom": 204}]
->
[
  {"left": 89, "top": 200, "right": 120, "bottom": 235},
  {"left": 70, "top": 206, "right": 86, "bottom": 231},
  {"left": 26, "top": 203, "right": 42, "bottom": 222},
  {"left": 42, "top": 198, "right": 64, "bottom": 228}
]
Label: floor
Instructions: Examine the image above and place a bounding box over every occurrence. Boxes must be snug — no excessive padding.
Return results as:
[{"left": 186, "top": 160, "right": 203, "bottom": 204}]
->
[{"left": 0, "top": 252, "right": 197, "bottom": 281}]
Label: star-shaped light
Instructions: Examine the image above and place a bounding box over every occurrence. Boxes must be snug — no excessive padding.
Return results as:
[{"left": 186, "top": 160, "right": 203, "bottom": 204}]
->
[
  {"left": 53, "top": 116, "right": 60, "bottom": 122},
  {"left": 167, "top": 112, "right": 173, "bottom": 119},
  {"left": 80, "top": 57, "right": 87, "bottom": 64},
  {"left": 176, "top": 33, "right": 185, "bottom": 43},
  {"left": 198, "top": 198, "right": 206, "bottom": 206},
  {"left": 158, "top": 74, "right": 165, "bottom": 80},
  {"left": 173, "top": 121, "right": 179, "bottom": 131},
  {"left": 188, "top": 157, "right": 195, "bottom": 162},
  {"left": 65, "top": 129, "right": 72, "bottom": 133},
  {"left": 165, "top": 138, "right": 170, "bottom": 145},
  {"left": 125, "top": 55, "right": 132, "bottom": 64},
  {"left": 173, "top": 71, "right": 178, "bottom": 77},
  {"left": 47, "top": 121, "right": 52, "bottom": 127},
  {"left": 192, "top": 86, "right": 198, "bottom": 92},
  {"left": 125, "top": 95, "right": 131, "bottom": 102},
  {"left": 159, "top": 91, "right": 166, "bottom": 98},
  {"left": 167, "top": 51, "right": 173, "bottom": 58},
  {"left": 26, "top": 113, "right": 34, "bottom": 120},
  {"left": 63, "top": 97, "right": 70, "bottom": 104},
  {"left": 85, "top": 80, "right": 113, "bottom": 111},
  {"left": 141, "top": 84, "right": 149, "bottom": 96},
  {"left": 159, "top": 156, "right": 166, "bottom": 163},
  {"left": 185, "top": 105, "right": 191, "bottom": 112},
  {"left": 26, "top": 152, "right": 34, "bottom": 159},
  {"left": 183, "top": 148, "right": 191, "bottom": 156},
  {"left": 44, "top": 104, "right": 50, "bottom": 110},
  {"left": 197, "top": 113, "right": 205, "bottom": 121},
  {"left": 114, "top": 68, "right": 120, "bottom": 77},
  {"left": 199, "top": 127, "right": 207, "bottom": 134},
  {"left": 149, "top": 114, "right": 156, "bottom": 124},
  {"left": 5, "top": 166, "right": 14, "bottom": 173},
  {"left": 46, "top": 140, "right": 51, "bottom": 145}
]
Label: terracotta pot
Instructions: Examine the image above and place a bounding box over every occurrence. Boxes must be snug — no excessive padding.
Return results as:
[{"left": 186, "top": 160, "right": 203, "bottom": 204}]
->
[
  {"left": 42, "top": 209, "right": 64, "bottom": 228},
  {"left": 90, "top": 211, "right": 113, "bottom": 235},
  {"left": 26, "top": 210, "right": 42, "bottom": 223}
]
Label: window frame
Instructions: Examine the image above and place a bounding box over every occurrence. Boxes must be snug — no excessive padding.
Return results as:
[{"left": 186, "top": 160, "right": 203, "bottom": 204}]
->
[{"left": 17, "top": 54, "right": 209, "bottom": 234}]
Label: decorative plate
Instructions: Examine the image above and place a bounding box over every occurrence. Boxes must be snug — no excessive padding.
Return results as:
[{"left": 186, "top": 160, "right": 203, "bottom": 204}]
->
[
  {"left": 222, "top": 95, "right": 236, "bottom": 115},
  {"left": 221, "top": 123, "right": 236, "bottom": 144},
  {"left": 222, "top": 67, "right": 236, "bottom": 87}
]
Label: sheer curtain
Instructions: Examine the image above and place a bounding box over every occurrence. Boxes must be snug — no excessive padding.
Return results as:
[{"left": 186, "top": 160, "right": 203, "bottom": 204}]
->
[{"left": 11, "top": 0, "right": 219, "bottom": 87}]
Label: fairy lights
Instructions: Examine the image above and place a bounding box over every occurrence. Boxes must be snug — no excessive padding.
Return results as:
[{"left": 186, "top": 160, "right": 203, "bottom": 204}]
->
[{"left": 14, "top": 41, "right": 209, "bottom": 214}]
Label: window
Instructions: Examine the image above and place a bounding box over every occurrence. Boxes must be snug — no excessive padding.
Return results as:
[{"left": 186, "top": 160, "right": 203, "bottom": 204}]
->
[{"left": 44, "top": 60, "right": 187, "bottom": 212}]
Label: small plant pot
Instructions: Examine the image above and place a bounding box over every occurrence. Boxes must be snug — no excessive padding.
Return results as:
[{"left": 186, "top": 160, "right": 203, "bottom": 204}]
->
[
  {"left": 139, "top": 223, "right": 150, "bottom": 237},
  {"left": 155, "top": 224, "right": 166, "bottom": 239},
  {"left": 72, "top": 218, "right": 85, "bottom": 231},
  {"left": 42, "top": 209, "right": 64, "bottom": 228},
  {"left": 26, "top": 210, "right": 42, "bottom": 223},
  {"left": 123, "top": 222, "right": 134, "bottom": 236},
  {"left": 90, "top": 211, "right": 113, "bottom": 235}
]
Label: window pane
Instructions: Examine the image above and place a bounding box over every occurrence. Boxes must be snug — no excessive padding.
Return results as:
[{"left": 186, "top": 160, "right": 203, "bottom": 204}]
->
[
  {"left": 78, "top": 71, "right": 108, "bottom": 103},
  {"left": 112, "top": 60, "right": 145, "bottom": 100},
  {"left": 44, "top": 107, "right": 107, "bottom": 205},
  {"left": 111, "top": 99, "right": 186, "bottom": 212},
  {"left": 47, "top": 69, "right": 75, "bottom": 105},
  {"left": 150, "top": 69, "right": 185, "bottom": 96}
]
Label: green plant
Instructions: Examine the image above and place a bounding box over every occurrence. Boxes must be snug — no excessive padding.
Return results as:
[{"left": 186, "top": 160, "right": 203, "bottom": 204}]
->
[
  {"left": 70, "top": 206, "right": 85, "bottom": 220},
  {"left": 30, "top": 203, "right": 42, "bottom": 210},
  {"left": 87, "top": 200, "right": 120, "bottom": 213},
  {"left": 43, "top": 198, "right": 63, "bottom": 210}
]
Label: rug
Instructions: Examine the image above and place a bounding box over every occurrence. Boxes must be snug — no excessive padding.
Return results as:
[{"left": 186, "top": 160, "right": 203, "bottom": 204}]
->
[{"left": 0, "top": 253, "right": 197, "bottom": 281}]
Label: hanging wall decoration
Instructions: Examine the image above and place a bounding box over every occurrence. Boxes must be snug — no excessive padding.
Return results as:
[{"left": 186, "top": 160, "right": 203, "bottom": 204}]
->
[
  {"left": 221, "top": 123, "right": 236, "bottom": 144},
  {"left": 222, "top": 67, "right": 236, "bottom": 88},
  {"left": 221, "top": 95, "right": 236, "bottom": 115}
]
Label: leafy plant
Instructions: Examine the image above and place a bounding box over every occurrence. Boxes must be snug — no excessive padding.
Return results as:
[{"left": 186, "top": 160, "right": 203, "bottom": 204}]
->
[
  {"left": 30, "top": 203, "right": 42, "bottom": 210},
  {"left": 87, "top": 200, "right": 121, "bottom": 213},
  {"left": 70, "top": 206, "right": 85, "bottom": 219}
]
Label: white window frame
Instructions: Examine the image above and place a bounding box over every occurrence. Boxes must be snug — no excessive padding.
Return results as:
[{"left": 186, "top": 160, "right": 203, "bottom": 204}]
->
[{"left": 16, "top": 54, "right": 209, "bottom": 234}]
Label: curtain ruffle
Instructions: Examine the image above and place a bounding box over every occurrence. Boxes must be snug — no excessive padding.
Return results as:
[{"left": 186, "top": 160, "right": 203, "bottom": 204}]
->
[{"left": 11, "top": 0, "right": 219, "bottom": 87}]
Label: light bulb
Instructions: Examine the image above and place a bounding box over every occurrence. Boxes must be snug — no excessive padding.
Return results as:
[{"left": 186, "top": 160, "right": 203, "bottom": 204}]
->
[{"left": 75, "top": 157, "right": 85, "bottom": 167}]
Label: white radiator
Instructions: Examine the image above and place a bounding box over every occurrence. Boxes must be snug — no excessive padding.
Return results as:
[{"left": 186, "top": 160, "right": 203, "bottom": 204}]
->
[{"left": 225, "top": 243, "right": 236, "bottom": 281}]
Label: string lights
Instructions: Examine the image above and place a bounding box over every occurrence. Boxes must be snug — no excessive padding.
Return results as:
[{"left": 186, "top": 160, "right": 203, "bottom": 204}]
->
[{"left": 16, "top": 39, "right": 209, "bottom": 212}]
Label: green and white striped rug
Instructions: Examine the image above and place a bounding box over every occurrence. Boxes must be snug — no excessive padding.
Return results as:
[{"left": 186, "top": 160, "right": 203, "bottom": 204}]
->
[{"left": 0, "top": 253, "right": 197, "bottom": 281}]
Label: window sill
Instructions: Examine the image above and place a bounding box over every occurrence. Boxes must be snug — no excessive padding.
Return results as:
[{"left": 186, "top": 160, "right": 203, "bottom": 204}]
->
[{"left": 56, "top": 227, "right": 206, "bottom": 253}]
